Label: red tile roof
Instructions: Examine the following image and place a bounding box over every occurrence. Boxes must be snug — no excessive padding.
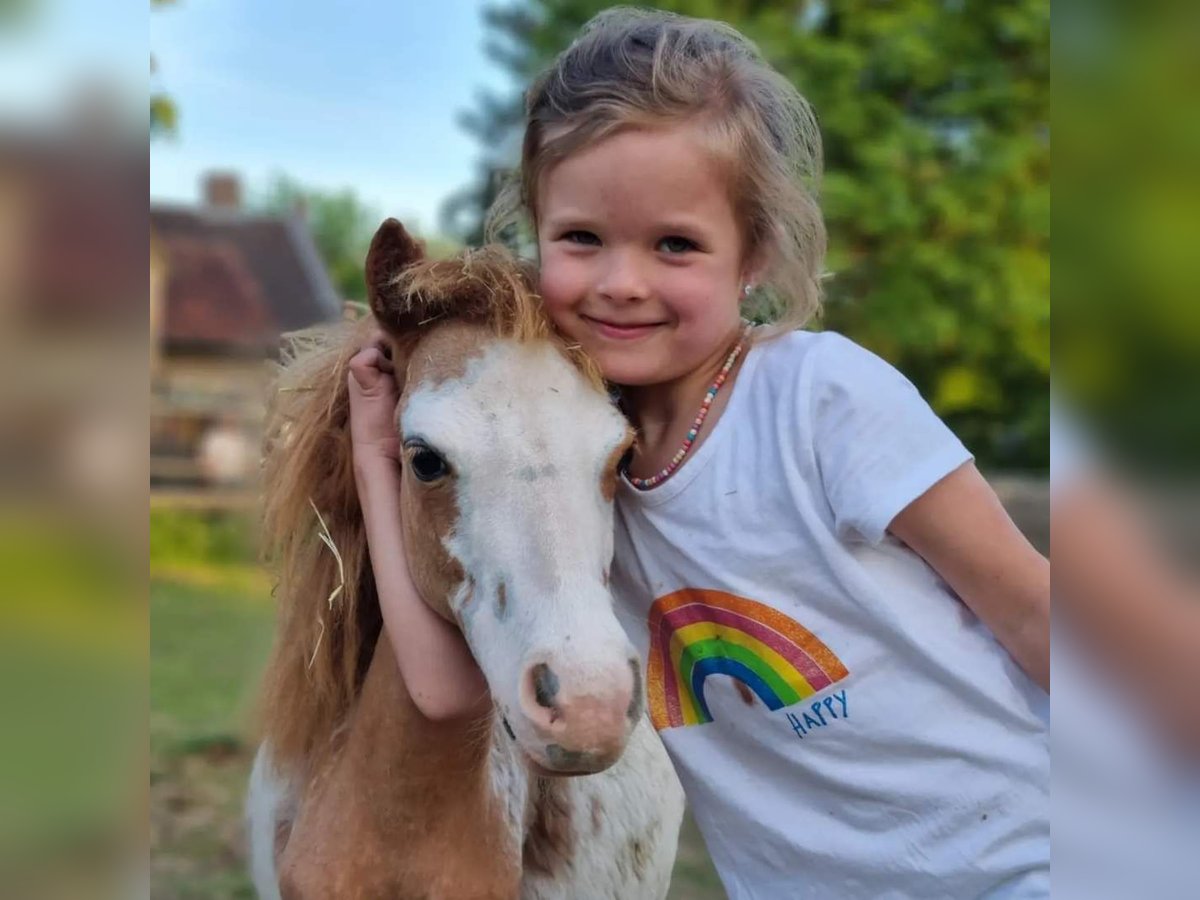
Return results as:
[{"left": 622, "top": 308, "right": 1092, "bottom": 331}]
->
[
  {"left": 159, "top": 235, "right": 278, "bottom": 348},
  {"left": 2, "top": 133, "right": 341, "bottom": 351},
  {"left": 151, "top": 205, "right": 341, "bottom": 354}
]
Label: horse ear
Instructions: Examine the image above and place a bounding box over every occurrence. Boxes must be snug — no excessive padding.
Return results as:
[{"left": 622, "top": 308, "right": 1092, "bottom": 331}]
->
[{"left": 366, "top": 218, "right": 425, "bottom": 333}]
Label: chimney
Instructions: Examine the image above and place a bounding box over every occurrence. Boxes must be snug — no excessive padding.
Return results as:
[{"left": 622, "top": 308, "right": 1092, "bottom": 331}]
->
[{"left": 202, "top": 171, "right": 242, "bottom": 211}]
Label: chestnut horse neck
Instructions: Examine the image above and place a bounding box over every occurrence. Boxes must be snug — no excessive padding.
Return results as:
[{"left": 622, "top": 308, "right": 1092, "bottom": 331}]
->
[{"left": 277, "top": 633, "right": 527, "bottom": 898}]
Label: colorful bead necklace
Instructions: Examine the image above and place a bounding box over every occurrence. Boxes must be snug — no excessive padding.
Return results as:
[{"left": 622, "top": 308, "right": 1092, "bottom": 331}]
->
[{"left": 625, "top": 323, "right": 751, "bottom": 491}]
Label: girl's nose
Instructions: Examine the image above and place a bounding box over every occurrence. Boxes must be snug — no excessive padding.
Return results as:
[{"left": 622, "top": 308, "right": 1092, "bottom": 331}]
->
[{"left": 596, "top": 250, "right": 650, "bottom": 303}]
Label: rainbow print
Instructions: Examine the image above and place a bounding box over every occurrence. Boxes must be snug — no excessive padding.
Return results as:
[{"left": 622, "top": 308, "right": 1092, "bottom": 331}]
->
[{"left": 646, "top": 589, "right": 849, "bottom": 731}]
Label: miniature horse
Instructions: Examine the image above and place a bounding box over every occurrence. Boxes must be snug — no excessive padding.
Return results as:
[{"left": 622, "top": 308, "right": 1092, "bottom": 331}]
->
[{"left": 246, "top": 220, "right": 684, "bottom": 899}]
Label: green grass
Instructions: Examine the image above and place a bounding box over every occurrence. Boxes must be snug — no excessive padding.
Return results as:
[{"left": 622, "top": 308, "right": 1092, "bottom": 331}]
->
[
  {"left": 151, "top": 576, "right": 275, "bottom": 756},
  {"left": 150, "top": 566, "right": 724, "bottom": 899},
  {"left": 151, "top": 573, "right": 275, "bottom": 900},
  {"left": 670, "top": 813, "right": 727, "bottom": 899},
  {"left": 0, "top": 511, "right": 143, "bottom": 891}
]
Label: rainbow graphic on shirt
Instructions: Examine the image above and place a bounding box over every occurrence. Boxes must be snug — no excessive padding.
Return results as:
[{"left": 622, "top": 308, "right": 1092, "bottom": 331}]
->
[{"left": 646, "top": 588, "right": 850, "bottom": 731}]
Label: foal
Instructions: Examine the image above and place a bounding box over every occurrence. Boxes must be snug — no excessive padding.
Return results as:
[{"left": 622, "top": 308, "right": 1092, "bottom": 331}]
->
[{"left": 247, "top": 220, "right": 683, "bottom": 899}]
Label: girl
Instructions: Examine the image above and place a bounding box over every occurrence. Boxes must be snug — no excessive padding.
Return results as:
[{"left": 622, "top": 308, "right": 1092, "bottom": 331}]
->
[{"left": 350, "top": 9, "right": 1049, "bottom": 898}]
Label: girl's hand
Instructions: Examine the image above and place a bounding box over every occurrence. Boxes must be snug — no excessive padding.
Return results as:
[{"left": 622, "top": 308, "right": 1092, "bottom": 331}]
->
[{"left": 348, "top": 331, "right": 401, "bottom": 471}]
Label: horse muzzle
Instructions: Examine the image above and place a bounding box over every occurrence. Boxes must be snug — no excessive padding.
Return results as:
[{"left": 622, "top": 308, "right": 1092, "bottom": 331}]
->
[{"left": 509, "top": 655, "right": 644, "bottom": 775}]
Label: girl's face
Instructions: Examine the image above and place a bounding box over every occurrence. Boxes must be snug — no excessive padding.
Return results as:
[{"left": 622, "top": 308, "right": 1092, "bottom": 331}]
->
[{"left": 536, "top": 125, "right": 753, "bottom": 387}]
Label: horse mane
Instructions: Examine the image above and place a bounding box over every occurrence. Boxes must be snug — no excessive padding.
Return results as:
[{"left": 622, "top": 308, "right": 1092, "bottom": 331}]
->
[
  {"left": 257, "top": 241, "right": 601, "bottom": 777},
  {"left": 376, "top": 244, "right": 601, "bottom": 389}
]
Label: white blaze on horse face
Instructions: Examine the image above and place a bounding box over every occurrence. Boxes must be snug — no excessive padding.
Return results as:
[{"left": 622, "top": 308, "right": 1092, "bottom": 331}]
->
[{"left": 401, "top": 339, "right": 637, "bottom": 769}]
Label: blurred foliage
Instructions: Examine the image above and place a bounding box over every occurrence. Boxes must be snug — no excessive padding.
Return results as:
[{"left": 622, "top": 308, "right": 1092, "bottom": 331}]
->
[
  {"left": 259, "top": 174, "right": 461, "bottom": 302},
  {"left": 1056, "top": 1, "right": 1200, "bottom": 474},
  {"left": 0, "top": 0, "right": 38, "bottom": 31},
  {"left": 151, "top": 1, "right": 178, "bottom": 139},
  {"left": 258, "top": 174, "right": 380, "bottom": 303},
  {"left": 149, "top": 91, "right": 177, "bottom": 138},
  {"left": 150, "top": 508, "right": 260, "bottom": 569},
  {"left": 450, "top": 0, "right": 1050, "bottom": 470}
]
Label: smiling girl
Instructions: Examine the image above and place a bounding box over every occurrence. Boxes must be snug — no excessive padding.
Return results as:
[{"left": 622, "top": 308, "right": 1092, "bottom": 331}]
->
[{"left": 350, "top": 8, "right": 1050, "bottom": 898}]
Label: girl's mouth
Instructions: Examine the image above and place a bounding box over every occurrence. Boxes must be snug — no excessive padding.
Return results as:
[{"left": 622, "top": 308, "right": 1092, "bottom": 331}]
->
[{"left": 582, "top": 315, "right": 663, "bottom": 341}]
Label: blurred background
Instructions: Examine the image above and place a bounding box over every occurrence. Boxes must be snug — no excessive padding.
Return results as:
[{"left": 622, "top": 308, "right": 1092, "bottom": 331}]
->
[{"left": 15, "top": 0, "right": 1200, "bottom": 897}]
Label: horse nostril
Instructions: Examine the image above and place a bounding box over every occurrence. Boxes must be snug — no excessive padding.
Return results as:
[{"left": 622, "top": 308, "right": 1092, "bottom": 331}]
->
[{"left": 532, "top": 663, "right": 560, "bottom": 709}]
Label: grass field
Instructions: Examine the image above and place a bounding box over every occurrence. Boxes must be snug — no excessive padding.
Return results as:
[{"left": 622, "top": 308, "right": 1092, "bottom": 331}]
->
[
  {"left": 150, "top": 571, "right": 274, "bottom": 899},
  {"left": 149, "top": 566, "right": 724, "bottom": 899}
]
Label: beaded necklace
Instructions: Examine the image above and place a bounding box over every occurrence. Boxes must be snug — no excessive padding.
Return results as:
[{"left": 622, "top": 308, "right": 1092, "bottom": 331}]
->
[{"left": 625, "top": 323, "right": 751, "bottom": 491}]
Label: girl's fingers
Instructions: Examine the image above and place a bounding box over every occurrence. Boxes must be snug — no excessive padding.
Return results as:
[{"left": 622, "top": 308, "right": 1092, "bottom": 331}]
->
[
  {"left": 348, "top": 351, "right": 381, "bottom": 391},
  {"left": 349, "top": 347, "right": 397, "bottom": 392},
  {"left": 348, "top": 334, "right": 401, "bottom": 462}
]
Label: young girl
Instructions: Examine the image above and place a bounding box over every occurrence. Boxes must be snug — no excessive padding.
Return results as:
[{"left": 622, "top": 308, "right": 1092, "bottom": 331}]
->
[{"left": 350, "top": 9, "right": 1049, "bottom": 898}]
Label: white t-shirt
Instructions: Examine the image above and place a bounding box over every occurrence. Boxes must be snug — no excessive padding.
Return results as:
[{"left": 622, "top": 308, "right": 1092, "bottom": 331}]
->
[{"left": 612, "top": 331, "right": 1050, "bottom": 899}]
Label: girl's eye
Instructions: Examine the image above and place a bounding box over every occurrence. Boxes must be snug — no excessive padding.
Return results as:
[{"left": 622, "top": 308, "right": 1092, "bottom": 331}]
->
[
  {"left": 562, "top": 230, "right": 601, "bottom": 246},
  {"left": 658, "top": 235, "right": 698, "bottom": 254}
]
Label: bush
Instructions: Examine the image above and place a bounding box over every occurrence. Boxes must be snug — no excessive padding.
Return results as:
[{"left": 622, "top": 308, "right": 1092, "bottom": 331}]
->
[{"left": 149, "top": 508, "right": 260, "bottom": 568}]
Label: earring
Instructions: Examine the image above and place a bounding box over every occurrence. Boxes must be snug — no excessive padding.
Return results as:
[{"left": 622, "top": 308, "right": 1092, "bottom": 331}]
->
[{"left": 742, "top": 284, "right": 753, "bottom": 298}]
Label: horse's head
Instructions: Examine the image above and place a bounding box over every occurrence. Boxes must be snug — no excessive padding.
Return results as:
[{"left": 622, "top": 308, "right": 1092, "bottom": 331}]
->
[{"left": 367, "top": 219, "right": 639, "bottom": 775}]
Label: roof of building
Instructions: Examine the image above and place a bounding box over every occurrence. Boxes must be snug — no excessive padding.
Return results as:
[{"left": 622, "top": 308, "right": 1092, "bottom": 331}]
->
[
  {"left": 0, "top": 133, "right": 147, "bottom": 328},
  {"left": 150, "top": 203, "right": 342, "bottom": 354},
  {"left": 1, "top": 128, "right": 341, "bottom": 354}
]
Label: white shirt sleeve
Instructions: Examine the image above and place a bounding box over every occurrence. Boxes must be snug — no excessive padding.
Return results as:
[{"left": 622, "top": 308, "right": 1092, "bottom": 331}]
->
[{"left": 808, "top": 333, "right": 973, "bottom": 544}]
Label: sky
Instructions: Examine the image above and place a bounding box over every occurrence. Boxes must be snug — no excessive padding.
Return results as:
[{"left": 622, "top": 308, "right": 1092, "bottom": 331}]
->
[
  {"left": 148, "top": 0, "right": 512, "bottom": 234},
  {"left": 0, "top": 0, "right": 144, "bottom": 120},
  {"left": 0, "top": 0, "right": 507, "bottom": 236},
  {"left": 148, "top": 0, "right": 508, "bottom": 234}
]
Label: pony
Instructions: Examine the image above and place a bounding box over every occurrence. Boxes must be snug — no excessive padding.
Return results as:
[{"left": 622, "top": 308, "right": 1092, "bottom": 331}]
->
[{"left": 245, "top": 219, "right": 684, "bottom": 899}]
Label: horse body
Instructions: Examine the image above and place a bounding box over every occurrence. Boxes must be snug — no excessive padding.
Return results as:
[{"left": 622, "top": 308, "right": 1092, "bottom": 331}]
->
[
  {"left": 250, "top": 640, "right": 680, "bottom": 899},
  {"left": 248, "top": 221, "right": 684, "bottom": 899}
]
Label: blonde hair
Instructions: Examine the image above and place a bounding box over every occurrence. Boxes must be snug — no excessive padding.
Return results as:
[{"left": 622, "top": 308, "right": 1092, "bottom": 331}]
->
[{"left": 486, "top": 6, "right": 827, "bottom": 333}]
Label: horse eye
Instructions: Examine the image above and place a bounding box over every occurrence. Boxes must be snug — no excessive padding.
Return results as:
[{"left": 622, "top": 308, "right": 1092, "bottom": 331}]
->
[{"left": 410, "top": 448, "right": 449, "bottom": 482}]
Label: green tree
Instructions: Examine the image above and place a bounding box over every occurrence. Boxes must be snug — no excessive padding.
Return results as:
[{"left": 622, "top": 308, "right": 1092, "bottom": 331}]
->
[
  {"left": 1055, "top": 5, "right": 1200, "bottom": 473},
  {"left": 259, "top": 175, "right": 460, "bottom": 303},
  {"left": 259, "top": 175, "right": 379, "bottom": 303},
  {"left": 150, "top": 60, "right": 177, "bottom": 138},
  {"left": 451, "top": 0, "right": 1050, "bottom": 470},
  {"left": 151, "top": 0, "right": 179, "bottom": 139},
  {"left": 0, "top": 0, "right": 39, "bottom": 30}
]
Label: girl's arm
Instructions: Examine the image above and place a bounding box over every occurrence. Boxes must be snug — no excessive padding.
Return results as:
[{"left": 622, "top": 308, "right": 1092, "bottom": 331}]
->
[
  {"left": 889, "top": 462, "right": 1051, "bottom": 691},
  {"left": 348, "top": 337, "right": 491, "bottom": 722},
  {"left": 1053, "top": 475, "right": 1200, "bottom": 756}
]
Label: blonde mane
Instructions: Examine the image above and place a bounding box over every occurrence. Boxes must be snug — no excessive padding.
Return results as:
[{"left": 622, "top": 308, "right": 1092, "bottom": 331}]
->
[{"left": 257, "top": 242, "right": 600, "bottom": 776}]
